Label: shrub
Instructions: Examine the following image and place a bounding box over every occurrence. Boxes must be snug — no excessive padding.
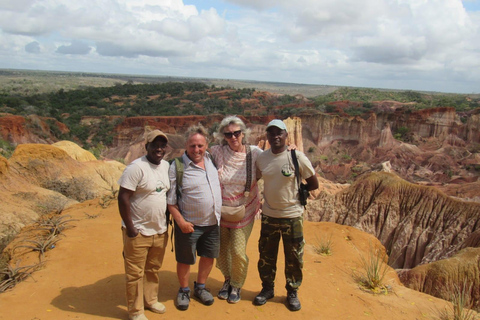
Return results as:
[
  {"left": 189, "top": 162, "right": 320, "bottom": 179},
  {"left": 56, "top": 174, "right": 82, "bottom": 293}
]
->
[
  {"left": 36, "top": 214, "right": 76, "bottom": 236},
  {"left": 42, "top": 177, "right": 95, "bottom": 202},
  {"left": 438, "top": 281, "right": 478, "bottom": 320},
  {"left": 312, "top": 234, "right": 333, "bottom": 256},
  {"left": 14, "top": 234, "right": 61, "bottom": 261},
  {"left": 353, "top": 244, "right": 390, "bottom": 294},
  {"left": 36, "top": 195, "right": 68, "bottom": 215},
  {"left": 0, "top": 261, "right": 41, "bottom": 293},
  {"left": 0, "top": 139, "right": 15, "bottom": 158}
]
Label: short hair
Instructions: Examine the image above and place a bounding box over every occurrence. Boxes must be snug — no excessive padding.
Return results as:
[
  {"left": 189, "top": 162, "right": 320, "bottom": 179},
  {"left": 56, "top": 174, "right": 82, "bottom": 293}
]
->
[
  {"left": 213, "top": 115, "right": 251, "bottom": 146},
  {"left": 185, "top": 123, "right": 210, "bottom": 144}
]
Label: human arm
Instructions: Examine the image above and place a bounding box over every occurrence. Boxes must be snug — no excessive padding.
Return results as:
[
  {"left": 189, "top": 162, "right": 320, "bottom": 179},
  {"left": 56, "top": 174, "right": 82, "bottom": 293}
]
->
[
  {"left": 118, "top": 186, "right": 138, "bottom": 237},
  {"left": 167, "top": 204, "right": 194, "bottom": 233},
  {"left": 297, "top": 151, "right": 319, "bottom": 191},
  {"left": 304, "top": 174, "right": 319, "bottom": 191},
  {"left": 167, "top": 160, "right": 194, "bottom": 233}
]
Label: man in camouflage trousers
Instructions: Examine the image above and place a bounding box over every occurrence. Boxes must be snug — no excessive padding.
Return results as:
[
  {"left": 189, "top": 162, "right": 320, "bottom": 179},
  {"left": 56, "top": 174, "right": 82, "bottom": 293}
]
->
[{"left": 255, "top": 120, "right": 318, "bottom": 311}]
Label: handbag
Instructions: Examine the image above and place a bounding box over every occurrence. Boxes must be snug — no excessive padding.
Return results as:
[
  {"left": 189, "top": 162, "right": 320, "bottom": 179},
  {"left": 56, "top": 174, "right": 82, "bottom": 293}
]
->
[
  {"left": 291, "top": 150, "right": 310, "bottom": 207},
  {"left": 221, "top": 145, "right": 252, "bottom": 222}
]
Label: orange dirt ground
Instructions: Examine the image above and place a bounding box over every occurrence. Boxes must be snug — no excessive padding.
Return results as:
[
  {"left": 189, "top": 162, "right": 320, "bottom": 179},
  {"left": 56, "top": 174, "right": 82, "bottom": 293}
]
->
[{"left": 0, "top": 200, "right": 455, "bottom": 320}]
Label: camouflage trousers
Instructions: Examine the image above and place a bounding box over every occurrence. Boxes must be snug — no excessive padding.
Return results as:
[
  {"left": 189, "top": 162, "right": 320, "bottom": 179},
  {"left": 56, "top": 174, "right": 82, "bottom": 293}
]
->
[{"left": 257, "top": 215, "right": 304, "bottom": 292}]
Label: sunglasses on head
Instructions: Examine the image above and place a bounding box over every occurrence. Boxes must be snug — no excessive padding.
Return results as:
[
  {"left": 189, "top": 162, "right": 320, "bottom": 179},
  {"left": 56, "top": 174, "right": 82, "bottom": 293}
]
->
[{"left": 223, "top": 130, "right": 242, "bottom": 139}]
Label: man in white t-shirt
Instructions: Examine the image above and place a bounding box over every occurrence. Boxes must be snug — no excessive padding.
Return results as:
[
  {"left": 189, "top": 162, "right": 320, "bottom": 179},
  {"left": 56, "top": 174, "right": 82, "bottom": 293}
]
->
[
  {"left": 255, "top": 119, "right": 319, "bottom": 311},
  {"left": 118, "top": 130, "right": 170, "bottom": 320}
]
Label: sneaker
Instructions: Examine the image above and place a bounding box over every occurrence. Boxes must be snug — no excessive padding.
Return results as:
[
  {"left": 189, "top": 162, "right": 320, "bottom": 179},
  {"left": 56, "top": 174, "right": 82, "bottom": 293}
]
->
[
  {"left": 218, "top": 279, "right": 231, "bottom": 300},
  {"left": 253, "top": 287, "right": 274, "bottom": 306},
  {"left": 227, "top": 286, "right": 241, "bottom": 304},
  {"left": 194, "top": 281, "right": 214, "bottom": 306},
  {"left": 129, "top": 314, "right": 149, "bottom": 320},
  {"left": 176, "top": 288, "right": 190, "bottom": 311},
  {"left": 286, "top": 290, "right": 301, "bottom": 311},
  {"left": 145, "top": 301, "right": 166, "bottom": 314}
]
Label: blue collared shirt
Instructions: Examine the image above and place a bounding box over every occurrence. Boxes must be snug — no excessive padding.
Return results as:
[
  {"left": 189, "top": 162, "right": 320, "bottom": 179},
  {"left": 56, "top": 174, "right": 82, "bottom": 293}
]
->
[{"left": 167, "top": 152, "right": 222, "bottom": 226}]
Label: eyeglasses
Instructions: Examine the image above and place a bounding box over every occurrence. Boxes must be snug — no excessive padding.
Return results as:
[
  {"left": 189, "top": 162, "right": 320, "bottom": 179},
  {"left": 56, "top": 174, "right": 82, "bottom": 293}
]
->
[{"left": 223, "top": 130, "right": 242, "bottom": 139}]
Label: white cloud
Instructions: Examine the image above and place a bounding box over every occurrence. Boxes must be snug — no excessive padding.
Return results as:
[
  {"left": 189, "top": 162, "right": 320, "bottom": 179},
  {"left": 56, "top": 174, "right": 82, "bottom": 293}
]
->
[{"left": 0, "top": 0, "right": 479, "bottom": 93}]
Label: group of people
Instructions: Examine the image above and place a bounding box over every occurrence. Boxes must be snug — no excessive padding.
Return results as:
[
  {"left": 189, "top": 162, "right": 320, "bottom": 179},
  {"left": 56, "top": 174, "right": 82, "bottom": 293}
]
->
[{"left": 118, "top": 117, "right": 319, "bottom": 320}]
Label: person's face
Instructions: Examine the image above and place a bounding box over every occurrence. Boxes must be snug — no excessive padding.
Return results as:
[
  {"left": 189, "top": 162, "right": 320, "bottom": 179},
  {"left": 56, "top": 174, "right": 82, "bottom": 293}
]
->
[
  {"left": 266, "top": 127, "right": 288, "bottom": 152},
  {"left": 223, "top": 124, "right": 244, "bottom": 151},
  {"left": 186, "top": 133, "right": 207, "bottom": 164},
  {"left": 146, "top": 136, "right": 168, "bottom": 165}
]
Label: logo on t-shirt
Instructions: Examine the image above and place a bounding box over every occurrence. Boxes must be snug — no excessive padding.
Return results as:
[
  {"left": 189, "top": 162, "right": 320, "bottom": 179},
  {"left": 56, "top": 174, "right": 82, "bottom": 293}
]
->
[{"left": 281, "top": 163, "right": 294, "bottom": 177}]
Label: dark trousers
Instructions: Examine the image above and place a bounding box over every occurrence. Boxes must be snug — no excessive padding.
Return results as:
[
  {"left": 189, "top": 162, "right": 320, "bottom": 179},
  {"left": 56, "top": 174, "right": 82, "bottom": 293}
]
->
[{"left": 257, "top": 215, "right": 304, "bottom": 292}]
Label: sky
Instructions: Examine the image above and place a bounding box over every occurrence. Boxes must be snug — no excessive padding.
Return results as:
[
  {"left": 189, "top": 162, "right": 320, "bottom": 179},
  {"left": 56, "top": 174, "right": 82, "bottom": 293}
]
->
[{"left": 1, "top": 0, "right": 480, "bottom": 94}]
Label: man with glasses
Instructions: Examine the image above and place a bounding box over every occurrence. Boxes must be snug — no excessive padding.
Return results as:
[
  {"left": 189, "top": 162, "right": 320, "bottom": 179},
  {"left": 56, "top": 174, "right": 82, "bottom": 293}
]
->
[
  {"left": 118, "top": 129, "right": 170, "bottom": 320},
  {"left": 254, "top": 120, "right": 319, "bottom": 311}
]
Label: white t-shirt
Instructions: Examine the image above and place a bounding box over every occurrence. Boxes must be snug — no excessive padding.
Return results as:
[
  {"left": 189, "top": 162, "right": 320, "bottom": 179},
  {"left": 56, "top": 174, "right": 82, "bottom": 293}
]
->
[
  {"left": 256, "top": 149, "right": 315, "bottom": 219},
  {"left": 118, "top": 156, "right": 170, "bottom": 236}
]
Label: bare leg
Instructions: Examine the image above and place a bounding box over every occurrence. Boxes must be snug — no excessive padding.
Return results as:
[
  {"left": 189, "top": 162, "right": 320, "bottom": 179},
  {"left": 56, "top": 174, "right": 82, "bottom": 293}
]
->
[
  {"left": 197, "top": 257, "right": 214, "bottom": 284},
  {"left": 177, "top": 262, "right": 191, "bottom": 288}
]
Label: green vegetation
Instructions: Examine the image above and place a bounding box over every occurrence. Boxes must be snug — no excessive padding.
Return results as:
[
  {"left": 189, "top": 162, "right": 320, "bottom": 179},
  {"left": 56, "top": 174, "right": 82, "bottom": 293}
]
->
[
  {"left": 0, "top": 81, "right": 307, "bottom": 148},
  {"left": 353, "top": 244, "right": 390, "bottom": 294},
  {"left": 1, "top": 72, "right": 479, "bottom": 151},
  {"left": 393, "top": 126, "right": 410, "bottom": 141},
  {"left": 0, "top": 138, "right": 15, "bottom": 158},
  {"left": 314, "top": 87, "right": 479, "bottom": 114}
]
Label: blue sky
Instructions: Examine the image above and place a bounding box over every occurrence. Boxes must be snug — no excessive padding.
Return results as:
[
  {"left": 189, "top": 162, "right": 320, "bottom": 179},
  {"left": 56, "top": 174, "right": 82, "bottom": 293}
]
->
[{"left": 1, "top": 0, "right": 480, "bottom": 94}]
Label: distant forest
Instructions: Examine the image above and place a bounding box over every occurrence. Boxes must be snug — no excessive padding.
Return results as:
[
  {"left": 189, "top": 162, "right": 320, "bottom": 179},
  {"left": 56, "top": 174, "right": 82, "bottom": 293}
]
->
[{"left": 1, "top": 79, "right": 479, "bottom": 152}]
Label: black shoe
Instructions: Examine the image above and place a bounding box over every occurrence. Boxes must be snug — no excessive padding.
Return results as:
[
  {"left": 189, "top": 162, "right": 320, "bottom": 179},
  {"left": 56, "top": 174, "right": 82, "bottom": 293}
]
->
[
  {"left": 253, "top": 287, "right": 274, "bottom": 305},
  {"left": 286, "top": 290, "right": 301, "bottom": 311}
]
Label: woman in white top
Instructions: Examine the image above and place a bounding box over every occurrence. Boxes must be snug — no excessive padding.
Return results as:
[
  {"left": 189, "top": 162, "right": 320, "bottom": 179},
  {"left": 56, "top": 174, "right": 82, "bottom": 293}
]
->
[{"left": 209, "top": 116, "right": 262, "bottom": 304}]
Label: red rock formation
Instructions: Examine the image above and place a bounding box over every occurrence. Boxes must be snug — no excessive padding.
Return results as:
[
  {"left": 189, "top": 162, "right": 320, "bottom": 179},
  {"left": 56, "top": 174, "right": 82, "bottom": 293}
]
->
[
  {"left": 398, "top": 247, "right": 480, "bottom": 312},
  {"left": 0, "top": 113, "right": 68, "bottom": 144},
  {"left": 306, "top": 172, "right": 480, "bottom": 269}
]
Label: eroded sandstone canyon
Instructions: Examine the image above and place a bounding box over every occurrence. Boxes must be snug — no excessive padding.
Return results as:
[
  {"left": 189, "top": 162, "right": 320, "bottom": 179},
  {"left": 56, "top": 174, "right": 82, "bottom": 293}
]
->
[{"left": 1, "top": 101, "right": 480, "bottom": 309}]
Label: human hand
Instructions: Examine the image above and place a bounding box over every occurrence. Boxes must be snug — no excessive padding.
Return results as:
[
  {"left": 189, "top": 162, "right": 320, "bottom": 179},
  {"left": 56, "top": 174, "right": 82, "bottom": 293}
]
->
[
  {"left": 287, "top": 144, "right": 297, "bottom": 150},
  {"left": 126, "top": 227, "right": 139, "bottom": 238},
  {"left": 179, "top": 220, "right": 195, "bottom": 233}
]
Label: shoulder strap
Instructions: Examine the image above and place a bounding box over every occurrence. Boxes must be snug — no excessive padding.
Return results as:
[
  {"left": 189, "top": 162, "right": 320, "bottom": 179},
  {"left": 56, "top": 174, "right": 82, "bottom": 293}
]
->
[
  {"left": 167, "top": 156, "right": 185, "bottom": 253},
  {"left": 174, "top": 157, "right": 184, "bottom": 198},
  {"left": 206, "top": 151, "right": 216, "bottom": 168},
  {"left": 245, "top": 145, "right": 252, "bottom": 194},
  {"left": 291, "top": 149, "right": 301, "bottom": 189}
]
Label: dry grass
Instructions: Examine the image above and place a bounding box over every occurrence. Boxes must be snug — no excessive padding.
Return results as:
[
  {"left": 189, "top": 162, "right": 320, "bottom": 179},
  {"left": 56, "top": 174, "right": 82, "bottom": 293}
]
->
[
  {"left": 0, "top": 260, "right": 41, "bottom": 292},
  {"left": 352, "top": 244, "right": 390, "bottom": 294},
  {"left": 13, "top": 234, "right": 61, "bottom": 261},
  {"left": 42, "top": 177, "right": 95, "bottom": 202},
  {"left": 98, "top": 186, "right": 118, "bottom": 209},
  {"left": 438, "top": 281, "right": 479, "bottom": 320},
  {"left": 312, "top": 234, "right": 333, "bottom": 256},
  {"left": 36, "top": 214, "right": 77, "bottom": 236}
]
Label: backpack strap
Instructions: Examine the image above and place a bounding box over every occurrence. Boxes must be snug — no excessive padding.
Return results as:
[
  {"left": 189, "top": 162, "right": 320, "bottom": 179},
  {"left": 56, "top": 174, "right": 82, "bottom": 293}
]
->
[
  {"left": 244, "top": 145, "right": 252, "bottom": 198},
  {"left": 173, "top": 157, "right": 184, "bottom": 199},
  {"left": 291, "top": 149, "right": 301, "bottom": 190},
  {"left": 166, "top": 156, "right": 185, "bottom": 253}
]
